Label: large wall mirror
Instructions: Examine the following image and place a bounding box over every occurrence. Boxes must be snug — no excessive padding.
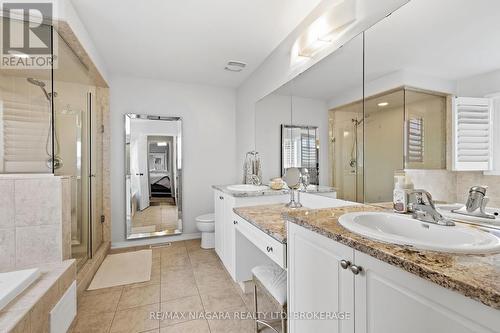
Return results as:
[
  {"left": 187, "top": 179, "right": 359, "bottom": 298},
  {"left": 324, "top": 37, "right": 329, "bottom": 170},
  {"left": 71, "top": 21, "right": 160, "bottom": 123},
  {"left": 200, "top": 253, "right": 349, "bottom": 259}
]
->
[
  {"left": 254, "top": 80, "right": 294, "bottom": 184},
  {"left": 254, "top": 0, "right": 500, "bottom": 207},
  {"left": 125, "top": 114, "right": 183, "bottom": 239},
  {"left": 363, "top": 0, "right": 500, "bottom": 204}
]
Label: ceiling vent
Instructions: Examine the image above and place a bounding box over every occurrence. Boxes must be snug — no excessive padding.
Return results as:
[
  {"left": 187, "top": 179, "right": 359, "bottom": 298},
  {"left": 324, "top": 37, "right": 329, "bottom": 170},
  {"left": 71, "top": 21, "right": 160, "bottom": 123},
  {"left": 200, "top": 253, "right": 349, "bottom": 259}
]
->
[{"left": 224, "top": 61, "right": 246, "bottom": 72}]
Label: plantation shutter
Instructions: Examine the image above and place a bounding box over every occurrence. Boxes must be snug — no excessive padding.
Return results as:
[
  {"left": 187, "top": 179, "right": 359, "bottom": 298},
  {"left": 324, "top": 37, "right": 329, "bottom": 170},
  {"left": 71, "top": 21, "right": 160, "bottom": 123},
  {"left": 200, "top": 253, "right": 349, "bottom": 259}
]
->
[
  {"left": 452, "top": 97, "right": 493, "bottom": 171},
  {"left": 0, "top": 96, "right": 50, "bottom": 172},
  {"left": 300, "top": 133, "right": 316, "bottom": 168}
]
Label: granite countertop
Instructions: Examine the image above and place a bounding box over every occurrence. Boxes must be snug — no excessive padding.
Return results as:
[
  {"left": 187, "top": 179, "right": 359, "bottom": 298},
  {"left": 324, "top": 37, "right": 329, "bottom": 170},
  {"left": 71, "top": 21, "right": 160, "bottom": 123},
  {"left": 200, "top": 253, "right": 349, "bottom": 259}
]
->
[
  {"left": 284, "top": 205, "right": 500, "bottom": 310},
  {"left": 213, "top": 184, "right": 336, "bottom": 198},
  {"left": 233, "top": 203, "right": 500, "bottom": 309},
  {"left": 234, "top": 203, "right": 302, "bottom": 243}
]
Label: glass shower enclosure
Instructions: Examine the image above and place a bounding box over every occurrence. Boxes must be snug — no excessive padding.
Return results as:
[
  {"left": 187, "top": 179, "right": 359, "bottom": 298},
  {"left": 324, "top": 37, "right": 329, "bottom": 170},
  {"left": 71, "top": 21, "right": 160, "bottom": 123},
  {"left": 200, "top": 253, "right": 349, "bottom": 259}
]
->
[{"left": 0, "top": 16, "right": 104, "bottom": 269}]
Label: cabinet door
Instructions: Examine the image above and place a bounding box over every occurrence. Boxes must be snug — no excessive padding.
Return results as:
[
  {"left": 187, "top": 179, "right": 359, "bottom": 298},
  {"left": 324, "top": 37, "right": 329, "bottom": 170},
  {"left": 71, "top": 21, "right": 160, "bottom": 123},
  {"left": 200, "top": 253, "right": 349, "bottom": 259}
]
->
[
  {"left": 223, "top": 195, "right": 236, "bottom": 279},
  {"left": 214, "top": 191, "right": 225, "bottom": 259},
  {"left": 288, "top": 222, "right": 354, "bottom": 333},
  {"left": 354, "top": 251, "right": 500, "bottom": 333}
]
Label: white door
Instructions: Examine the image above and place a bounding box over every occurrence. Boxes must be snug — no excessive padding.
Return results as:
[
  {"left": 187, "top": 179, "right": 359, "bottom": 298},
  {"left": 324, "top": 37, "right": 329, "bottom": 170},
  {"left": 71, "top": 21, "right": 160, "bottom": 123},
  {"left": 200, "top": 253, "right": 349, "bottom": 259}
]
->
[
  {"left": 288, "top": 222, "right": 354, "bottom": 333},
  {"left": 354, "top": 251, "right": 500, "bottom": 333},
  {"left": 214, "top": 191, "right": 225, "bottom": 259}
]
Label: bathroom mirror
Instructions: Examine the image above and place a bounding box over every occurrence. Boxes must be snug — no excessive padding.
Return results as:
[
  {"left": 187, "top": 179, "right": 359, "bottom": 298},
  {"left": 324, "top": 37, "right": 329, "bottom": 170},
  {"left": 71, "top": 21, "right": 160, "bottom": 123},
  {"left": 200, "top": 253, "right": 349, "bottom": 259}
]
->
[
  {"left": 125, "top": 114, "right": 183, "bottom": 239},
  {"left": 363, "top": 0, "right": 500, "bottom": 204},
  {"left": 288, "top": 33, "right": 365, "bottom": 200},
  {"left": 281, "top": 125, "right": 319, "bottom": 185},
  {"left": 283, "top": 167, "right": 302, "bottom": 189},
  {"left": 254, "top": 79, "right": 294, "bottom": 184}
]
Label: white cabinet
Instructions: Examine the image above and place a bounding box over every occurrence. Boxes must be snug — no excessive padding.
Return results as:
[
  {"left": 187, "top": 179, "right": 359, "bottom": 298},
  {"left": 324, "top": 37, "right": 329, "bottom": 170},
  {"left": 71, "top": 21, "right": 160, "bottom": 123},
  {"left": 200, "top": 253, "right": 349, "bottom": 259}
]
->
[
  {"left": 288, "top": 222, "right": 354, "bottom": 333},
  {"left": 354, "top": 251, "right": 500, "bottom": 333},
  {"left": 288, "top": 222, "right": 500, "bottom": 333},
  {"left": 213, "top": 189, "right": 288, "bottom": 281},
  {"left": 214, "top": 190, "right": 225, "bottom": 259}
]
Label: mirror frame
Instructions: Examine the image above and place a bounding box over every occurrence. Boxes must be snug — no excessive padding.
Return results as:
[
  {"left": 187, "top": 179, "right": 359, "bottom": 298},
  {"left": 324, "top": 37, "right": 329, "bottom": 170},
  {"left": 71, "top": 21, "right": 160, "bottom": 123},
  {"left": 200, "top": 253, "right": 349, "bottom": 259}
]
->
[{"left": 125, "top": 113, "right": 183, "bottom": 240}]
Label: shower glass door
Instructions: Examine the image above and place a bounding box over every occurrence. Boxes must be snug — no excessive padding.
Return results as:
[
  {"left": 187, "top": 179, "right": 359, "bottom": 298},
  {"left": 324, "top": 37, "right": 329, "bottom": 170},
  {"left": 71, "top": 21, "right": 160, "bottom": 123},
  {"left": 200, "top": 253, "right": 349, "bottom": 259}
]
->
[{"left": 53, "top": 31, "right": 100, "bottom": 269}]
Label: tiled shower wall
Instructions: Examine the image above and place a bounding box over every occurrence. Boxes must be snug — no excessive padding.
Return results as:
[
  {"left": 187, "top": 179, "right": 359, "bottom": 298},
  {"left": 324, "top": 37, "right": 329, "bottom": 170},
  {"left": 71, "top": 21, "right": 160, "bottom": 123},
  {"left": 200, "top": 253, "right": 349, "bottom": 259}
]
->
[{"left": 0, "top": 175, "right": 70, "bottom": 272}]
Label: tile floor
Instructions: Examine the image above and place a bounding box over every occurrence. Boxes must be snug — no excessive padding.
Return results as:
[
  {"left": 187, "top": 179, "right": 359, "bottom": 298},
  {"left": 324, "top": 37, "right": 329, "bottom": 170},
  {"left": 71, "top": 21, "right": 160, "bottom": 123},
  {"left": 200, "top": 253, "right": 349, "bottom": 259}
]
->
[{"left": 69, "top": 239, "right": 278, "bottom": 333}]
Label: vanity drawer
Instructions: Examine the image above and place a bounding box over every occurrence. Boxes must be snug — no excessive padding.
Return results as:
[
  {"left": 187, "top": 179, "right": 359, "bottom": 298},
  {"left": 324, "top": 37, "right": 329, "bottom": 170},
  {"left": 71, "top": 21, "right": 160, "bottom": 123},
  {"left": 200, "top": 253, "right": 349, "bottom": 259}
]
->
[{"left": 233, "top": 215, "right": 286, "bottom": 268}]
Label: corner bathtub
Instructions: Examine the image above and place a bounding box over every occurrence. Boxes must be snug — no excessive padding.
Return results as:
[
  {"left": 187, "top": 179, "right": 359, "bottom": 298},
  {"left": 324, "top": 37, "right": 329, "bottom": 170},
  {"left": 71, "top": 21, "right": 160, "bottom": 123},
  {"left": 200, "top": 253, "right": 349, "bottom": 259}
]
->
[{"left": 0, "top": 268, "right": 40, "bottom": 311}]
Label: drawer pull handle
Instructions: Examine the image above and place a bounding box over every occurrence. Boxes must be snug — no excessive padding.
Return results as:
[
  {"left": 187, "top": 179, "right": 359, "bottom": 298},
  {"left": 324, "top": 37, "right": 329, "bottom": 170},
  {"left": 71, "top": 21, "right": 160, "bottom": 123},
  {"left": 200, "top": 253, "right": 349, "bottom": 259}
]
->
[
  {"left": 350, "top": 265, "right": 362, "bottom": 275},
  {"left": 266, "top": 246, "right": 273, "bottom": 253},
  {"left": 340, "top": 260, "right": 351, "bottom": 270},
  {"left": 233, "top": 220, "right": 238, "bottom": 225}
]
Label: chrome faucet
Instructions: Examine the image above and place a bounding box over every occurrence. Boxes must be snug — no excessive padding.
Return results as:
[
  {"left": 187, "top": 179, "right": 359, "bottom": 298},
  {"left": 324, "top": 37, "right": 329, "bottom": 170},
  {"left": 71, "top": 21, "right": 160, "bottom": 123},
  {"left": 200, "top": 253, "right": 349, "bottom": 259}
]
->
[
  {"left": 300, "top": 168, "right": 310, "bottom": 191},
  {"left": 248, "top": 174, "right": 262, "bottom": 186},
  {"left": 408, "top": 189, "right": 455, "bottom": 226},
  {"left": 452, "top": 186, "right": 495, "bottom": 219}
]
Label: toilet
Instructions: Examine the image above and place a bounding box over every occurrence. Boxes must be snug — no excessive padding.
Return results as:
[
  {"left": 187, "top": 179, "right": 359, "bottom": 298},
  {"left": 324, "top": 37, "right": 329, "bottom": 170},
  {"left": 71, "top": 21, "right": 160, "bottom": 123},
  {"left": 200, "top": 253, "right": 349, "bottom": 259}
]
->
[{"left": 196, "top": 213, "right": 215, "bottom": 249}]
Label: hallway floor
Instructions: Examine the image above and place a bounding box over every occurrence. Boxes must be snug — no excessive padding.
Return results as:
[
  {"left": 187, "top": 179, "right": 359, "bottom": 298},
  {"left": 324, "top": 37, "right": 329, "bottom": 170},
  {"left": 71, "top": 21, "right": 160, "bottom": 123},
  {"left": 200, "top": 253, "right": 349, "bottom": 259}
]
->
[
  {"left": 131, "top": 202, "right": 179, "bottom": 234},
  {"left": 69, "top": 239, "right": 270, "bottom": 333}
]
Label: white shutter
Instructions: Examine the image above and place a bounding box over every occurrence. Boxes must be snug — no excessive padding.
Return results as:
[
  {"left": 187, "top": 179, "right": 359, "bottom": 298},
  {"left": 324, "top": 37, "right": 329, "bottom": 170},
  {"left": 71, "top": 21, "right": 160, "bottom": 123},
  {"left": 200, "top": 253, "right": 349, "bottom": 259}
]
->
[
  {"left": 0, "top": 95, "right": 50, "bottom": 172},
  {"left": 452, "top": 97, "right": 493, "bottom": 171}
]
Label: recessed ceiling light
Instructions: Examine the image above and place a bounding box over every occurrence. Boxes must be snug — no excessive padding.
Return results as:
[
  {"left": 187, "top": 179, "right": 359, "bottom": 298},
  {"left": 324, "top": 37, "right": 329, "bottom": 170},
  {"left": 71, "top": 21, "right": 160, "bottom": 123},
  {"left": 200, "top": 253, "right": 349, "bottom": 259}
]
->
[
  {"left": 378, "top": 102, "right": 389, "bottom": 107},
  {"left": 224, "top": 61, "right": 247, "bottom": 72}
]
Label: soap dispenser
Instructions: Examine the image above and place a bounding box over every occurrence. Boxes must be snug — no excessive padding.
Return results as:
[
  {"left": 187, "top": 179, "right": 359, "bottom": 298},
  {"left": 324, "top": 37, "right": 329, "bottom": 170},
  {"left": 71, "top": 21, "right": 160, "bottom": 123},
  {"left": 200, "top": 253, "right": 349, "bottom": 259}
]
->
[
  {"left": 393, "top": 174, "right": 414, "bottom": 213},
  {"left": 393, "top": 176, "right": 407, "bottom": 213}
]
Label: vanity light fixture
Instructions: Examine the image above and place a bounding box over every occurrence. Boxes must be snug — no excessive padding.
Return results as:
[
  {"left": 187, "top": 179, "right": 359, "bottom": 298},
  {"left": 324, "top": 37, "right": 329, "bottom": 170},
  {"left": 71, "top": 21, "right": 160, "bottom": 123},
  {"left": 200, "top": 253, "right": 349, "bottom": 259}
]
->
[
  {"left": 224, "top": 61, "right": 247, "bottom": 72},
  {"left": 378, "top": 102, "right": 389, "bottom": 107},
  {"left": 295, "top": 0, "right": 357, "bottom": 59}
]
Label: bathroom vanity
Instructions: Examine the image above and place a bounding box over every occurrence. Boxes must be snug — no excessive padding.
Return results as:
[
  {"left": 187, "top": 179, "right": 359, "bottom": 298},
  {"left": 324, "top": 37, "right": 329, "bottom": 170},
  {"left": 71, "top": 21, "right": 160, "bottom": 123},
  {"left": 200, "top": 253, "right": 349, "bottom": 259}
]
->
[
  {"left": 234, "top": 200, "right": 500, "bottom": 332},
  {"left": 213, "top": 185, "right": 288, "bottom": 281},
  {"left": 213, "top": 185, "right": 337, "bottom": 282},
  {"left": 284, "top": 205, "right": 500, "bottom": 333}
]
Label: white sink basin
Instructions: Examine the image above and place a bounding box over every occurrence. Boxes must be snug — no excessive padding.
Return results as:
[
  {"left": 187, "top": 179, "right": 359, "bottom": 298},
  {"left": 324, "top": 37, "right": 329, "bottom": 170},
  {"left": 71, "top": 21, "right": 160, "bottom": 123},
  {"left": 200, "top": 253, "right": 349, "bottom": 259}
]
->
[
  {"left": 437, "top": 204, "right": 499, "bottom": 225},
  {"left": 339, "top": 212, "right": 500, "bottom": 254},
  {"left": 226, "top": 184, "right": 269, "bottom": 192}
]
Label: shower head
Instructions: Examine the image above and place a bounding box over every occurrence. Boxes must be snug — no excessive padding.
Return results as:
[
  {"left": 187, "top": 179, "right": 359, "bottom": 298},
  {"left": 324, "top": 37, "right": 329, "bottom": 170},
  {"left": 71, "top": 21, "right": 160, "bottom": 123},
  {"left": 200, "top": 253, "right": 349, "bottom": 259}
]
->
[
  {"left": 27, "top": 77, "right": 54, "bottom": 101},
  {"left": 352, "top": 118, "right": 364, "bottom": 126},
  {"left": 27, "top": 77, "right": 46, "bottom": 87}
]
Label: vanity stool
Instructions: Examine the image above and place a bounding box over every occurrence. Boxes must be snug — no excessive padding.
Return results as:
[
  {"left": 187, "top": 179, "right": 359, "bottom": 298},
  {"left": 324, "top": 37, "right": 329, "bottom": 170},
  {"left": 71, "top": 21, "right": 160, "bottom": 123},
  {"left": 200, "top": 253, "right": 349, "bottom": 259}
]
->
[{"left": 252, "top": 264, "right": 287, "bottom": 333}]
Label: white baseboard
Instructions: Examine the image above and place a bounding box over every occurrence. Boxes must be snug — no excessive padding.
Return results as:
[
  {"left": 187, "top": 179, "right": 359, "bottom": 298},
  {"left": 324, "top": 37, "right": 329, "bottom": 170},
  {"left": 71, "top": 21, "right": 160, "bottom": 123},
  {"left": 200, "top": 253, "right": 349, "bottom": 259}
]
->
[{"left": 111, "top": 232, "right": 201, "bottom": 249}]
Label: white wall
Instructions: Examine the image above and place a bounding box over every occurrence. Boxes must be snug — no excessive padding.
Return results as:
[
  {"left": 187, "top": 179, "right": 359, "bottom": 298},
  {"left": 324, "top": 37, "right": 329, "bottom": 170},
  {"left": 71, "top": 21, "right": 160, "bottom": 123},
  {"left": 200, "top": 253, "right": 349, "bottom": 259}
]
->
[
  {"left": 110, "top": 76, "right": 237, "bottom": 246},
  {"left": 60, "top": 0, "right": 111, "bottom": 84},
  {"left": 255, "top": 94, "right": 329, "bottom": 185}
]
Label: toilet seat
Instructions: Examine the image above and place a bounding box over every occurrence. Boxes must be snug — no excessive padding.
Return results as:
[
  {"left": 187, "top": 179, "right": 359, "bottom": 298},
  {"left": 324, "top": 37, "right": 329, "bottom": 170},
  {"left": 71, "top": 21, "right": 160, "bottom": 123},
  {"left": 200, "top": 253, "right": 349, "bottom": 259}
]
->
[
  {"left": 196, "top": 213, "right": 215, "bottom": 223},
  {"left": 196, "top": 221, "right": 215, "bottom": 232}
]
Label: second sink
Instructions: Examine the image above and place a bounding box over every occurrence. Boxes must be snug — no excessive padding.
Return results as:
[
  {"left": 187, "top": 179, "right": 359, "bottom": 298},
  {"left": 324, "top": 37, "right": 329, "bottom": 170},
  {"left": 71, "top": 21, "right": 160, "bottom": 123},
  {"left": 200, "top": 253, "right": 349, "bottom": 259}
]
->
[
  {"left": 338, "top": 212, "right": 500, "bottom": 254},
  {"left": 226, "top": 184, "right": 269, "bottom": 192}
]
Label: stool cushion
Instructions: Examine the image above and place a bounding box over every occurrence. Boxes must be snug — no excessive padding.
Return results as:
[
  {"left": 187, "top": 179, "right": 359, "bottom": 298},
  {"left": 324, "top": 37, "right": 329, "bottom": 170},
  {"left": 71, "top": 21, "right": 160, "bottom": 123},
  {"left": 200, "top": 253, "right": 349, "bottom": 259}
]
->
[
  {"left": 195, "top": 213, "right": 215, "bottom": 223},
  {"left": 252, "top": 264, "right": 287, "bottom": 305}
]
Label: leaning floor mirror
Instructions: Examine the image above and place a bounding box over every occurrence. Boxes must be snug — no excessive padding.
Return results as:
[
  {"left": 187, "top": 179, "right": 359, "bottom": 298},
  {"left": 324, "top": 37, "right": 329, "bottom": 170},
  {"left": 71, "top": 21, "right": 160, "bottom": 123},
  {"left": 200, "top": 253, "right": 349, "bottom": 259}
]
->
[{"left": 125, "top": 114, "right": 183, "bottom": 239}]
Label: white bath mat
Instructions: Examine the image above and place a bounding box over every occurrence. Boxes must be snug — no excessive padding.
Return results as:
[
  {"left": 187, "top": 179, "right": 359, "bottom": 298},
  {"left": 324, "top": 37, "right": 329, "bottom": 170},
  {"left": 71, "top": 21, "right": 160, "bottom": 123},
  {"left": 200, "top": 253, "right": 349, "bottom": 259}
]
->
[{"left": 87, "top": 250, "right": 152, "bottom": 290}]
